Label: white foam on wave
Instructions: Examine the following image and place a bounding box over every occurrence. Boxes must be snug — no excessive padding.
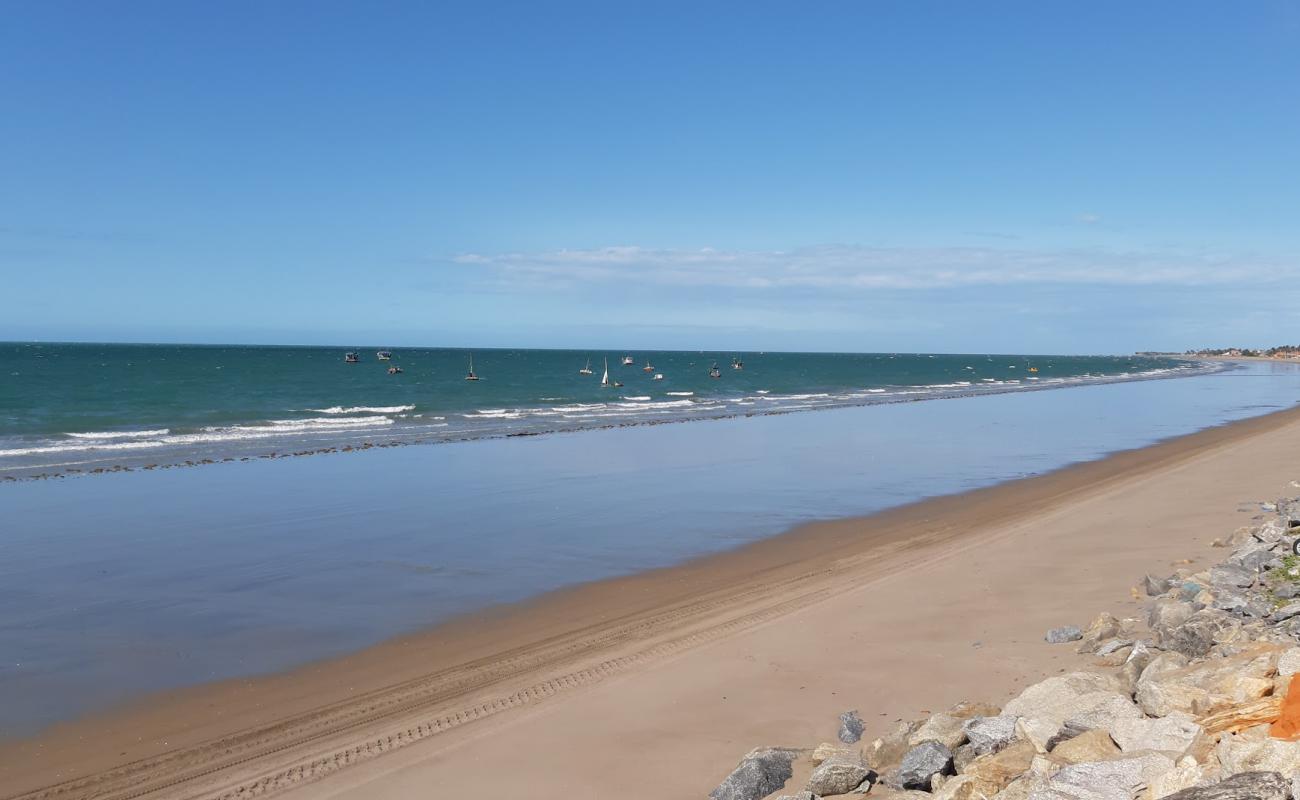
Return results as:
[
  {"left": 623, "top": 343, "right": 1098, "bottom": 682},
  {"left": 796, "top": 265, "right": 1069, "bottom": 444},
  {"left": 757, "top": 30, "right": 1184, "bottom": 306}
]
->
[
  {"left": 1, "top": 416, "right": 396, "bottom": 458},
  {"left": 311, "top": 405, "right": 415, "bottom": 415},
  {"left": 620, "top": 396, "right": 652, "bottom": 401},
  {"left": 66, "top": 429, "right": 170, "bottom": 440},
  {"left": 665, "top": 391, "right": 694, "bottom": 397}
]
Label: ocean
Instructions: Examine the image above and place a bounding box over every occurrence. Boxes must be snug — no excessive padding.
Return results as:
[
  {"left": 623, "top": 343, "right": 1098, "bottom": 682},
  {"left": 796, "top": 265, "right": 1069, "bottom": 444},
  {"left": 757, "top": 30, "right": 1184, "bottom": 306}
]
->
[{"left": 0, "top": 343, "right": 1208, "bottom": 479}]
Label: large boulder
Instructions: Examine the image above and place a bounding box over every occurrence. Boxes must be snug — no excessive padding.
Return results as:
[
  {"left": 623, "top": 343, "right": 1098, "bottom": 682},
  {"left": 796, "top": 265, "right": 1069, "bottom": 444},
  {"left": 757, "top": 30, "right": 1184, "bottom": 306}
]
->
[
  {"left": 896, "top": 741, "right": 954, "bottom": 790},
  {"left": 1161, "top": 770, "right": 1290, "bottom": 799},
  {"left": 1076, "top": 613, "right": 1123, "bottom": 654},
  {"left": 1027, "top": 751, "right": 1176, "bottom": 800},
  {"left": 1135, "top": 645, "right": 1279, "bottom": 717},
  {"left": 806, "top": 754, "right": 871, "bottom": 797},
  {"left": 709, "top": 747, "right": 801, "bottom": 800},
  {"left": 909, "top": 713, "right": 967, "bottom": 750},
  {"left": 1002, "top": 672, "right": 1128, "bottom": 724},
  {"left": 1107, "top": 712, "right": 1201, "bottom": 755},
  {"left": 1046, "top": 729, "right": 1118, "bottom": 765},
  {"left": 1148, "top": 599, "right": 1195, "bottom": 635},
  {"left": 1161, "top": 609, "right": 1242, "bottom": 658},
  {"left": 866, "top": 720, "right": 919, "bottom": 769},
  {"left": 1209, "top": 564, "right": 1257, "bottom": 589},
  {"left": 963, "top": 715, "right": 1019, "bottom": 755},
  {"left": 931, "top": 741, "right": 1035, "bottom": 800},
  {"left": 1215, "top": 735, "right": 1300, "bottom": 776},
  {"left": 812, "top": 742, "right": 857, "bottom": 766}
]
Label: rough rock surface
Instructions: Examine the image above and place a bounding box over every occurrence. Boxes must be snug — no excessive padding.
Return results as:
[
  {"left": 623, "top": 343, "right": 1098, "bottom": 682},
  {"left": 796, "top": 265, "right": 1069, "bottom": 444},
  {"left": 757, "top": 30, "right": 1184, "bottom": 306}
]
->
[
  {"left": 806, "top": 755, "right": 871, "bottom": 797},
  {"left": 1046, "top": 728, "right": 1118, "bottom": 764},
  {"left": 908, "top": 712, "right": 967, "bottom": 749},
  {"left": 1107, "top": 712, "right": 1202, "bottom": 754},
  {"left": 1030, "top": 751, "right": 1176, "bottom": 800},
  {"left": 837, "top": 709, "right": 865, "bottom": 744},
  {"left": 896, "top": 741, "right": 954, "bottom": 790},
  {"left": 710, "top": 747, "right": 801, "bottom": 800},
  {"left": 1044, "top": 625, "right": 1082, "bottom": 644},
  {"left": 963, "top": 715, "right": 1018, "bottom": 755},
  {"left": 1215, "top": 735, "right": 1300, "bottom": 776},
  {"left": 1162, "top": 771, "right": 1290, "bottom": 800}
]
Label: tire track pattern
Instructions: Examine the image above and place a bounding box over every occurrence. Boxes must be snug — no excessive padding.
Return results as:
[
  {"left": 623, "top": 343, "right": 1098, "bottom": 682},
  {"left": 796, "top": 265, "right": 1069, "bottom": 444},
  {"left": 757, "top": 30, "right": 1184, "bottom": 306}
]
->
[{"left": 7, "top": 556, "right": 869, "bottom": 800}]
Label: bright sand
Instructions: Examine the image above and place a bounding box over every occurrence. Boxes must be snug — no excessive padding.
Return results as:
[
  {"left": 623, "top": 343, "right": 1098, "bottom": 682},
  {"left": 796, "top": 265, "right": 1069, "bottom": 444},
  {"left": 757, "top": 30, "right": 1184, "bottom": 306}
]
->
[{"left": 5, "top": 404, "right": 1300, "bottom": 800}]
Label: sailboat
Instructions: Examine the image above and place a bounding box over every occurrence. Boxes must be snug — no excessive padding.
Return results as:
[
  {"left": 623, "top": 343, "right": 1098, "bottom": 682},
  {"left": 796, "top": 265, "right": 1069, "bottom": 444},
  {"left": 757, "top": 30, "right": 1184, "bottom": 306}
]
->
[
  {"left": 579, "top": 357, "right": 593, "bottom": 375},
  {"left": 642, "top": 360, "right": 655, "bottom": 372},
  {"left": 709, "top": 362, "right": 722, "bottom": 379},
  {"left": 621, "top": 355, "right": 634, "bottom": 366},
  {"left": 600, "top": 358, "right": 622, "bottom": 388},
  {"left": 465, "top": 353, "right": 480, "bottom": 381},
  {"left": 731, "top": 356, "right": 744, "bottom": 370}
]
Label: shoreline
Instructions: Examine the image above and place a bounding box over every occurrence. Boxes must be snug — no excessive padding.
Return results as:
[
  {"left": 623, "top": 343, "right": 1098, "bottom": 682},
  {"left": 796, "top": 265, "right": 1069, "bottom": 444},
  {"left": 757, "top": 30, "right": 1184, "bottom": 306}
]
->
[
  {"left": 5, "top": 400, "right": 1300, "bottom": 799},
  {"left": 0, "top": 358, "right": 1217, "bottom": 482}
]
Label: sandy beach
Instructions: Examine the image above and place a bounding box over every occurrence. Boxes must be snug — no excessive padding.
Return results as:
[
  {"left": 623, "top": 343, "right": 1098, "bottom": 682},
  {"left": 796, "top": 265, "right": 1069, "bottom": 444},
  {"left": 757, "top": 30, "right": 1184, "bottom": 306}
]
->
[{"left": 4, "top": 403, "right": 1300, "bottom": 800}]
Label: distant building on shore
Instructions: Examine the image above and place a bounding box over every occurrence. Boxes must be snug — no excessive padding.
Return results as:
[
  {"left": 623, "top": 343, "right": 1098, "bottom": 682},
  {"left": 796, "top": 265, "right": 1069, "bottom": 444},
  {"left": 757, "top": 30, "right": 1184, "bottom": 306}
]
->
[{"left": 1183, "top": 345, "right": 1300, "bottom": 360}]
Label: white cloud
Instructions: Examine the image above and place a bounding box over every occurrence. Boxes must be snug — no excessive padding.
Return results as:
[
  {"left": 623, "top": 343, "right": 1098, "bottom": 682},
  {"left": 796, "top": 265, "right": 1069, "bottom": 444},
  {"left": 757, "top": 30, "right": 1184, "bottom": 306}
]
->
[{"left": 452, "top": 244, "right": 1291, "bottom": 291}]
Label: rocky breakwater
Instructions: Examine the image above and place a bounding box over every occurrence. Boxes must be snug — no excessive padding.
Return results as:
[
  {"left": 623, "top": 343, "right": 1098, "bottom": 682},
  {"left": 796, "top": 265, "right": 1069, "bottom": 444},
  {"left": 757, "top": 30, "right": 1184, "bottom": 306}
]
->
[{"left": 709, "top": 496, "right": 1300, "bottom": 800}]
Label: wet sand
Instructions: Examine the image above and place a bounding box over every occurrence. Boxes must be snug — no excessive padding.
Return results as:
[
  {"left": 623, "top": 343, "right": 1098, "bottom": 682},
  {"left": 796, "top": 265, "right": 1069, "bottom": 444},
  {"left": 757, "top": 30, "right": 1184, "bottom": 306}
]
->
[{"left": 5, "top": 403, "right": 1300, "bottom": 800}]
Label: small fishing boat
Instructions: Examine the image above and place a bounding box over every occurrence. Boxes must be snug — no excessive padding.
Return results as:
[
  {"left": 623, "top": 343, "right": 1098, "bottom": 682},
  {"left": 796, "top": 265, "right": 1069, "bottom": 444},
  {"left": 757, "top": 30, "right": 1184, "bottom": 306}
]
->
[
  {"left": 387, "top": 366, "right": 403, "bottom": 375},
  {"left": 731, "top": 357, "right": 744, "bottom": 370},
  {"left": 709, "top": 362, "right": 721, "bottom": 379},
  {"left": 652, "top": 373, "right": 664, "bottom": 381},
  {"left": 579, "top": 357, "right": 593, "bottom": 376},
  {"left": 642, "top": 360, "right": 654, "bottom": 372},
  {"left": 621, "top": 355, "right": 635, "bottom": 366},
  {"left": 465, "top": 353, "right": 480, "bottom": 381},
  {"left": 344, "top": 352, "right": 359, "bottom": 363},
  {"left": 377, "top": 350, "right": 392, "bottom": 361}
]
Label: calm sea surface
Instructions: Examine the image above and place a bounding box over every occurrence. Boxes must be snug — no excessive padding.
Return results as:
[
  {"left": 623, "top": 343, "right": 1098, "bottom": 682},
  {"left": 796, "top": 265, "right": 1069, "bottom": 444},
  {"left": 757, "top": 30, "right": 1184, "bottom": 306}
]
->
[{"left": 1, "top": 354, "right": 1298, "bottom": 737}]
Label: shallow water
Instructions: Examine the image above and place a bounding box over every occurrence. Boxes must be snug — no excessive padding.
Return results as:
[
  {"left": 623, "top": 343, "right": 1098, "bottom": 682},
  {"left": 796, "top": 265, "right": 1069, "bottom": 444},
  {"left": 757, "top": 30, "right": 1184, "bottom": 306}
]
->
[{"left": 1, "top": 360, "right": 1298, "bottom": 736}]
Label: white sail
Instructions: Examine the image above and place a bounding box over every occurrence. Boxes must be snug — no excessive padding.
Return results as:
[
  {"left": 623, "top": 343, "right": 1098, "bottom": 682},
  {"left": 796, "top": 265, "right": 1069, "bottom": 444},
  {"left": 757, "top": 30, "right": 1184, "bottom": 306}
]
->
[{"left": 601, "top": 358, "right": 610, "bottom": 386}]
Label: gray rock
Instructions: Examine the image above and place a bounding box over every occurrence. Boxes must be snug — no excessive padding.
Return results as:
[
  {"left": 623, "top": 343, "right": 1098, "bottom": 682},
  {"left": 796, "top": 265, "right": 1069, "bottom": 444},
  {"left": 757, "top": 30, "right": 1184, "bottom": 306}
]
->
[
  {"left": 776, "top": 794, "right": 819, "bottom": 800},
  {"left": 963, "top": 715, "right": 1018, "bottom": 755},
  {"left": 952, "top": 742, "right": 977, "bottom": 773},
  {"left": 837, "top": 709, "right": 865, "bottom": 744},
  {"left": 1211, "top": 589, "right": 1251, "bottom": 615},
  {"left": 1272, "top": 601, "right": 1300, "bottom": 622},
  {"left": 896, "top": 741, "right": 953, "bottom": 790},
  {"left": 1036, "top": 751, "right": 1176, "bottom": 800},
  {"left": 1095, "top": 638, "right": 1133, "bottom": 656},
  {"left": 1144, "top": 574, "right": 1172, "bottom": 596},
  {"left": 1210, "top": 564, "right": 1257, "bottom": 588},
  {"left": 1231, "top": 544, "right": 1278, "bottom": 571},
  {"left": 806, "top": 756, "right": 872, "bottom": 797},
  {"left": 1045, "top": 625, "right": 1083, "bottom": 643},
  {"left": 710, "top": 747, "right": 801, "bottom": 800},
  {"left": 1162, "top": 771, "right": 1290, "bottom": 800},
  {"left": 1148, "top": 598, "right": 1194, "bottom": 633},
  {"left": 1162, "top": 609, "right": 1239, "bottom": 658},
  {"left": 1276, "top": 582, "right": 1300, "bottom": 600}
]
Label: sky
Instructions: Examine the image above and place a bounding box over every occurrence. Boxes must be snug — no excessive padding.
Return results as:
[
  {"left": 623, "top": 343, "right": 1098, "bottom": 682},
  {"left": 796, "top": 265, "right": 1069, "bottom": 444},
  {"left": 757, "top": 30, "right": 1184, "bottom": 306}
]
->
[{"left": 2, "top": 1, "right": 1298, "bottom": 354}]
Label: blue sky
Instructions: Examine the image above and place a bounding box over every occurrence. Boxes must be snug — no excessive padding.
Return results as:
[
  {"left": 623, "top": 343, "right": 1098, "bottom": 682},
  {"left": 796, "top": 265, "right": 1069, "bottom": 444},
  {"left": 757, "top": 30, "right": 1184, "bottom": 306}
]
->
[{"left": 2, "top": 1, "right": 1297, "bottom": 353}]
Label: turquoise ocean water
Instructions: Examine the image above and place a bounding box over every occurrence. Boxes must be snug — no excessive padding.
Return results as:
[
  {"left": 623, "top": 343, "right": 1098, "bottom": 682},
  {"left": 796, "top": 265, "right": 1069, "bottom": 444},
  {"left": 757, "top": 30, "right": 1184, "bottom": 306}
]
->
[{"left": 0, "top": 343, "right": 1207, "bottom": 478}]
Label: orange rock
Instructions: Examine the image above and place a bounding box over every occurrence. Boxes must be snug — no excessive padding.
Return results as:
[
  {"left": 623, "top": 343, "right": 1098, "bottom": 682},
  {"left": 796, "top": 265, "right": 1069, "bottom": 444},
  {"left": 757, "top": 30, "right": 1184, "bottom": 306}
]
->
[{"left": 1270, "top": 678, "right": 1300, "bottom": 740}]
